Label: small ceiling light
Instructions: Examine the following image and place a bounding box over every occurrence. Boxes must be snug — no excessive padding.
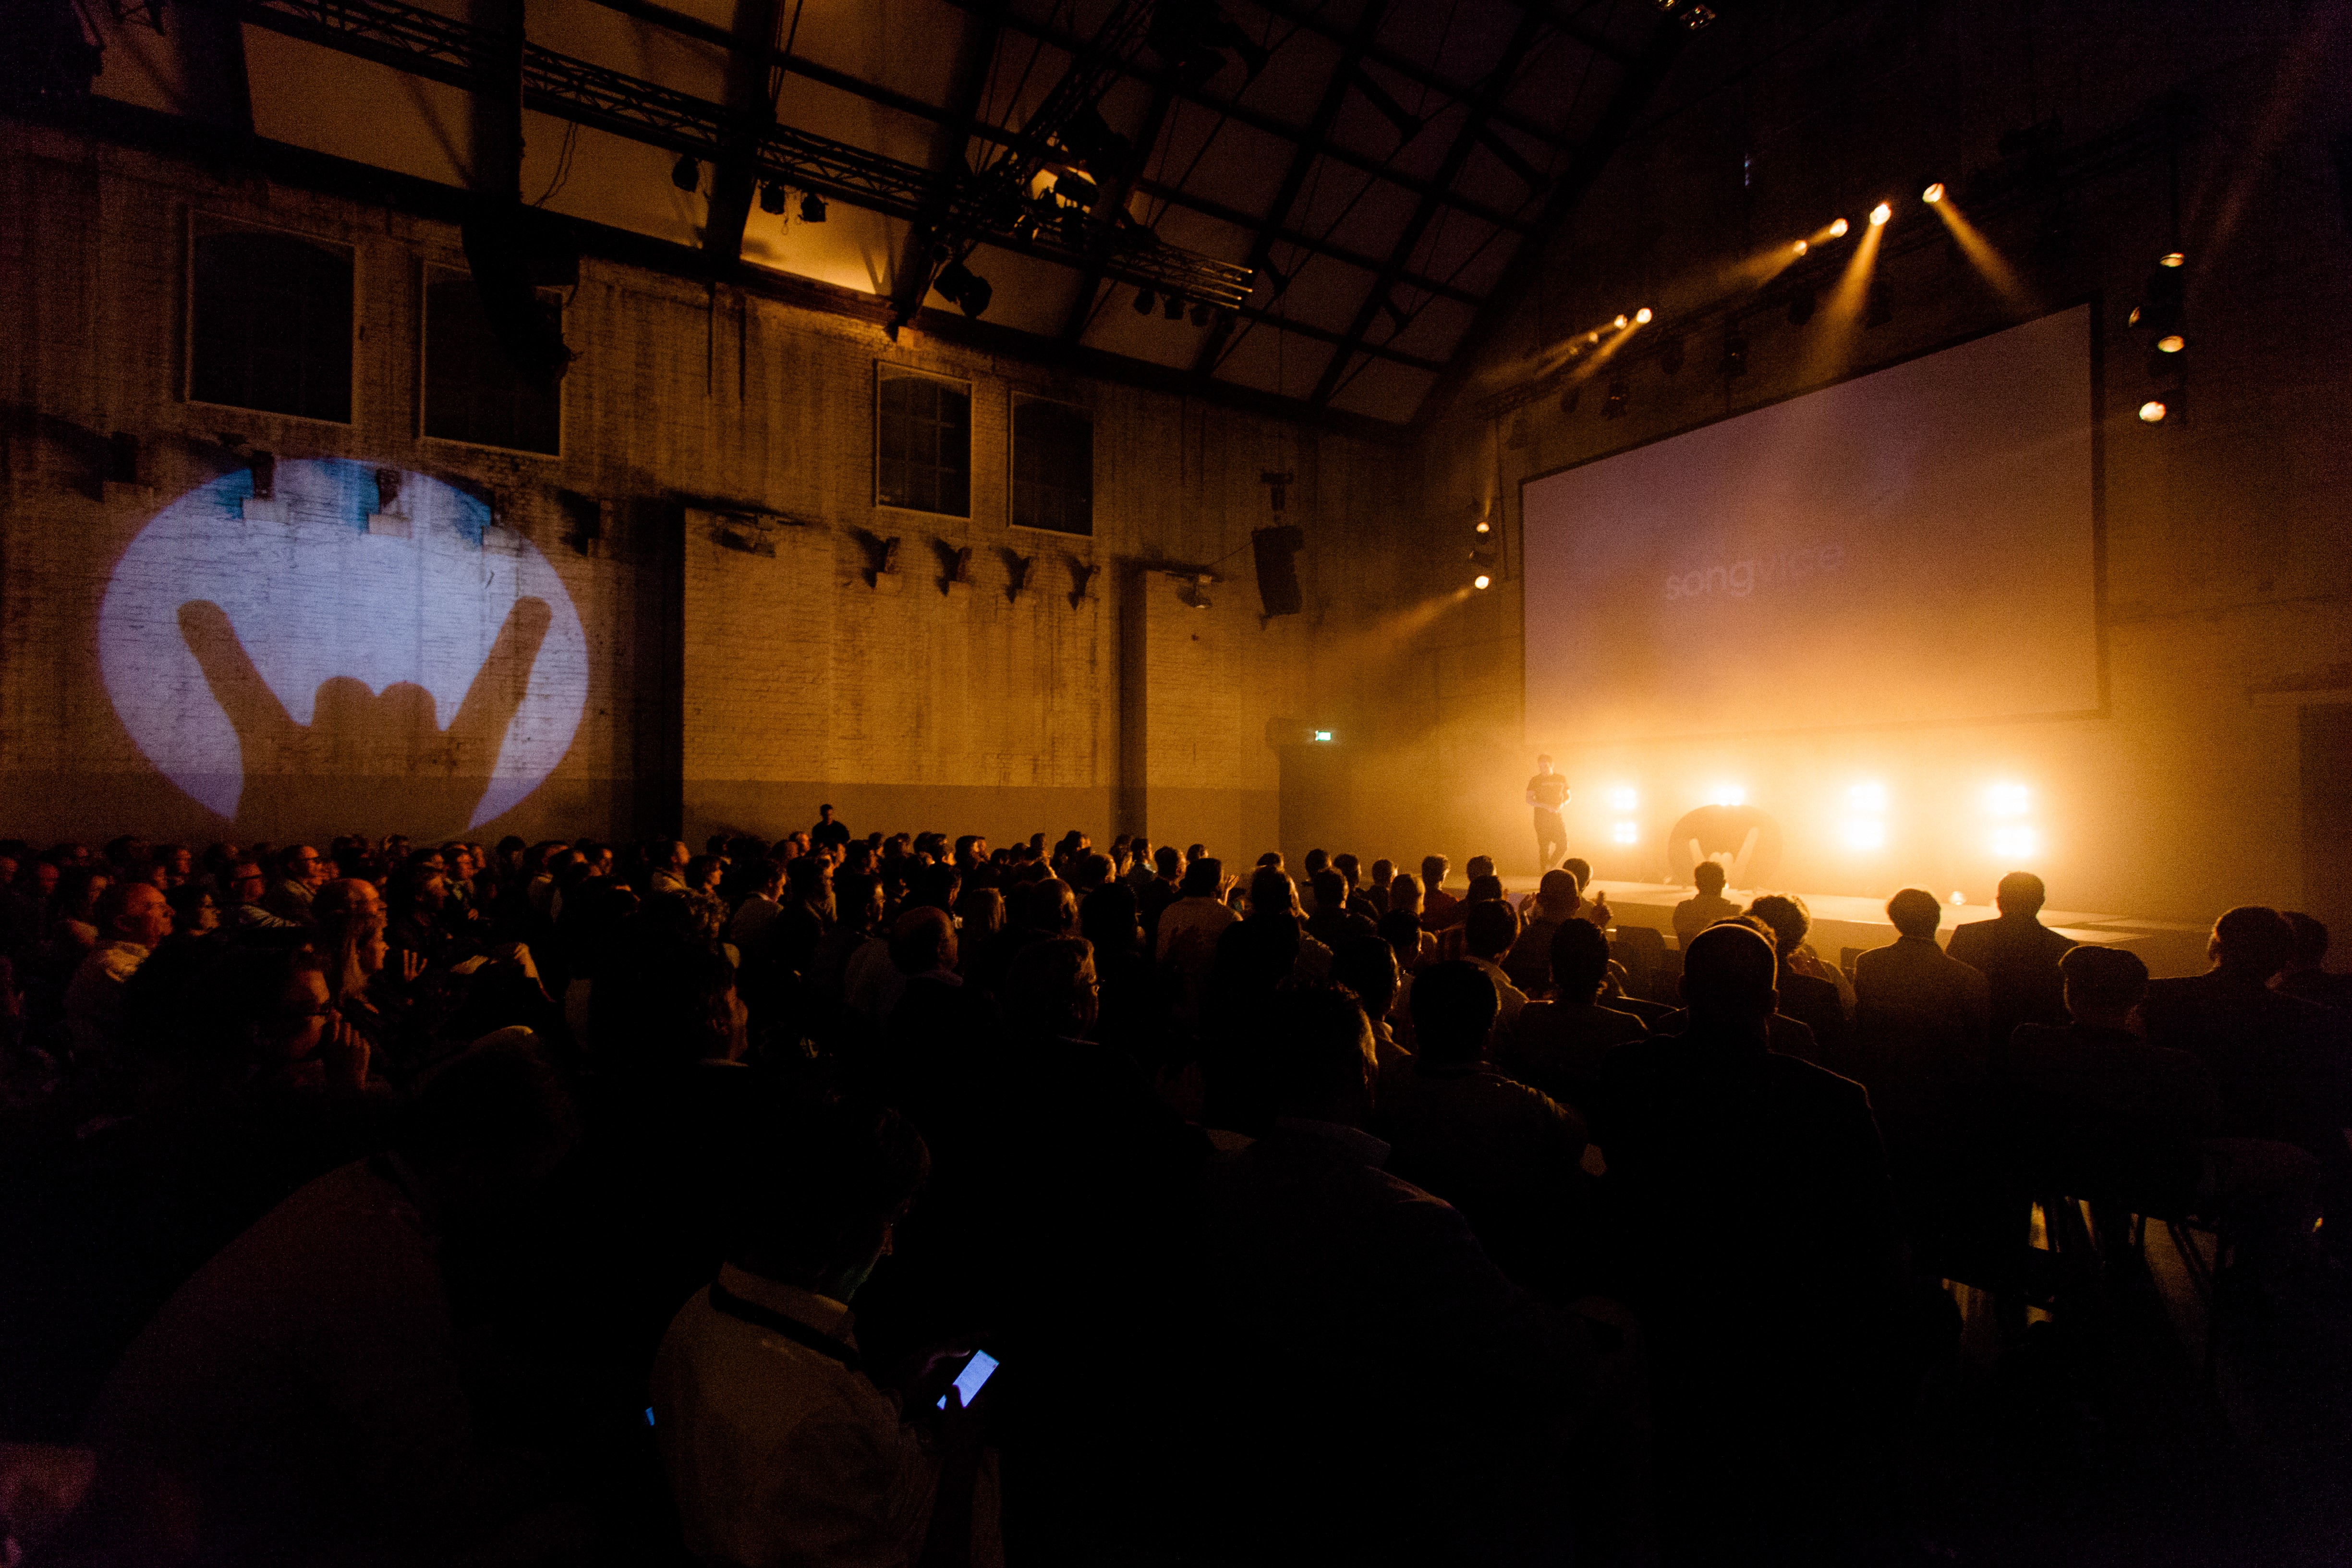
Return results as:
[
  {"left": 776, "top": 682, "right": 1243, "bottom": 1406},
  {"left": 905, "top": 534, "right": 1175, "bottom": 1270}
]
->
[
  {"left": 1473, "top": 573, "right": 1492, "bottom": 590},
  {"left": 1922, "top": 182, "right": 1945, "bottom": 204},
  {"left": 1614, "top": 314, "right": 1629, "bottom": 328},
  {"left": 1164, "top": 293, "right": 1184, "bottom": 320},
  {"left": 1601, "top": 377, "right": 1629, "bottom": 418},
  {"left": 1134, "top": 288, "right": 1156, "bottom": 314},
  {"left": 1721, "top": 332, "right": 1748, "bottom": 377},
  {"left": 1475, "top": 518, "right": 1491, "bottom": 534},
  {"left": 1587, "top": 329, "right": 1600, "bottom": 344},
  {"left": 1635, "top": 306, "right": 1653, "bottom": 324},
  {"left": 2159, "top": 251, "right": 2185, "bottom": 267},
  {"left": 1869, "top": 201, "right": 1892, "bottom": 226},
  {"left": 2138, "top": 399, "right": 2168, "bottom": 423},
  {"left": 799, "top": 191, "right": 827, "bottom": 223},
  {"left": 757, "top": 181, "right": 787, "bottom": 215},
  {"left": 1682, "top": 3, "right": 1714, "bottom": 26},
  {"left": 1792, "top": 238, "right": 1809, "bottom": 255},
  {"left": 671, "top": 154, "right": 702, "bottom": 192},
  {"left": 1829, "top": 217, "right": 1850, "bottom": 238},
  {"left": 2156, "top": 333, "right": 2185, "bottom": 353}
]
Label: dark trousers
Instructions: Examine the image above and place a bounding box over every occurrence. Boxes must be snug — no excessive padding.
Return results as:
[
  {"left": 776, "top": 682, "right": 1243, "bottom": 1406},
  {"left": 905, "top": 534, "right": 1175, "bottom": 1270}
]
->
[{"left": 1534, "top": 807, "right": 1566, "bottom": 870}]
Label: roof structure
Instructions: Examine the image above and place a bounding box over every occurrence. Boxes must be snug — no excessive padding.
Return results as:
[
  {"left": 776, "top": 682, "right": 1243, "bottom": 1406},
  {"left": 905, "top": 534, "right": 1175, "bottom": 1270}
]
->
[{"left": 64, "top": 0, "right": 1707, "bottom": 423}]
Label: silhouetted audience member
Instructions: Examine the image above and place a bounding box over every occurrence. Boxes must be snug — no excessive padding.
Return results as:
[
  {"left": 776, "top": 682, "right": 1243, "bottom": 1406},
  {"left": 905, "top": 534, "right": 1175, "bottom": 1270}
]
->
[
  {"left": 1461, "top": 899, "right": 1528, "bottom": 1026},
  {"left": 1744, "top": 893, "right": 1849, "bottom": 1060},
  {"left": 1670, "top": 860, "right": 1740, "bottom": 949},
  {"left": 1593, "top": 922, "right": 1906, "bottom": 1562},
  {"left": 1176, "top": 987, "right": 1597, "bottom": 1565},
  {"left": 1378, "top": 960, "right": 1588, "bottom": 1301},
  {"left": 2279, "top": 912, "right": 2352, "bottom": 1007},
  {"left": 1947, "top": 871, "right": 2076, "bottom": 1048},
  {"left": 1495, "top": 918, "right": 1648, "bottom": 1114},
  {"left": 1329, "top": 933, "right": 1410, "bottom": 1067},
  {"left": 651, "top": 1094, "right": 996, "bottom": 1568},
  {"left": 1502, "top": 868, "right": 1580, "bottom": 996},
  {"left": 1853, "top": 887, "right": 1991, "bottom": 1064},
  {"left": 77, "top": 1041, "right": 581, "bottom": 1566}
]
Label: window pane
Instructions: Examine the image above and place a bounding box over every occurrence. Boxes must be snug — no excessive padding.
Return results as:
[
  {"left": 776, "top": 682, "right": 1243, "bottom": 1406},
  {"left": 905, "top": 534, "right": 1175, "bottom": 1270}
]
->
[
  {"left": 424, "top": 271, "right": 562, "bottom": 455},
  {"left": 190, "top": 229, "right": 353, "bottom": 423},
  {"left": 1012, "top": 400, "right": 1091, "bottom": 535},
  {"left": 876, "top": 370, "right": 970, "bottom": 517}
]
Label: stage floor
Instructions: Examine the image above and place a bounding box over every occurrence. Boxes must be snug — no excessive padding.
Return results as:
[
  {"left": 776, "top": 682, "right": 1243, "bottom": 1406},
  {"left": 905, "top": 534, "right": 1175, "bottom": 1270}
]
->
[{"left": 1499, "top": 878, "right": 2213, "bottom": 979}]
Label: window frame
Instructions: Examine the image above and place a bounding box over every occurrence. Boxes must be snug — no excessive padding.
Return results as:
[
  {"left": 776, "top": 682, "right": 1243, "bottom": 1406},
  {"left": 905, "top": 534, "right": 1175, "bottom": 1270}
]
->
[
  {"left": 1006, "top": 393, "right": 1096, "bottom": 538},
  {"left": 418, "top": 260, "right": 567, "bottom": 459},
  {"left": 873, "top": 362, "right": 974, "bottom": 520},
  {"left": 183, "top": 210, "right": 359, "bottom": 428}
]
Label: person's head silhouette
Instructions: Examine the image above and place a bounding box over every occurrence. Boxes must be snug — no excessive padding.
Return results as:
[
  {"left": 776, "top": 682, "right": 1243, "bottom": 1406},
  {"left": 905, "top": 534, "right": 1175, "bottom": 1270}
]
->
[
  {"left": 2209, "top": 905, "right": 2295, "bottom": 981},
  {"left": 2060, "top": 944, "right": 2147, "bottom": 1029},
  {"left": 1549, "top": 919, "right": 1611, "bottom": 1004},
  {"left": 1681, "top": 922, "right": 1779, "bottom": 1029},
  {"left": 1535, "top": 868, "right": 1580, "bottom": 919},
  {"left": 1693, "top": 860, "right": 1727, "bottom": 896},
  {"left": 1995, "top": 871, "right": 2048, "bottom": 919},
  {"left": 1410, "top": 960, "right": 1500, "bottom": 1066},
  {"left": 1886, "top": 887, "right": 1942, "bottom": 941},
  {"left": 1745, "top": 894, "right": 1810, "bottom": 960}
]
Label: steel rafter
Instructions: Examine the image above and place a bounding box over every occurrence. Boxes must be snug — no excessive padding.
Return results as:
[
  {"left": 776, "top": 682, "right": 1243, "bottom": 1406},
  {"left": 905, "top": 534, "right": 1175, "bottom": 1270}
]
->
[
  {"left": 1240, "top": 0, "right": 1629, "bottom": 129},
  {"left": 1190, "top": 0, "right": 1392, "bottom": 378},
  {"left": 953, "top": 0, "right": 1541, "bottom": 238},
  {"left": 1307, "top": 8, "right": 1551, "bottom": 406},
  {"left": 239, "top": 0, "right": 1252, "bottom": 307}
]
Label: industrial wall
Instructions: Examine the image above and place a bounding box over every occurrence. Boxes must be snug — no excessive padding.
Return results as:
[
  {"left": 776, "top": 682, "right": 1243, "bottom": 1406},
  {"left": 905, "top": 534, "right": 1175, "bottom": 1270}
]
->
[
  {"left": 0, "top": 120, "right": 1406, "bottom": 860},
  {"left": 1390, "top": 0, "right": 2352, "bottom": 936}
]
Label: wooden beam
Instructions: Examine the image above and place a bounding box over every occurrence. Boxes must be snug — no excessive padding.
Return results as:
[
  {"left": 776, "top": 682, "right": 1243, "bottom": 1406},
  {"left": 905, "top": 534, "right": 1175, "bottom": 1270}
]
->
[{"left": 701, "top": 0, "right": 783, "bottom": 264}]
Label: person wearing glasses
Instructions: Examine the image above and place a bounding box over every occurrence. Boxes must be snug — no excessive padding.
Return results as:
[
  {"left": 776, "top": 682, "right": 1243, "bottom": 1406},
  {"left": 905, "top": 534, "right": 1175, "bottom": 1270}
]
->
[
  {"left": 262, "top": 844, "right": 328, "bottom": 926},
  {"left": 229, "top": 860, "right": 303, "bottom": 935}
]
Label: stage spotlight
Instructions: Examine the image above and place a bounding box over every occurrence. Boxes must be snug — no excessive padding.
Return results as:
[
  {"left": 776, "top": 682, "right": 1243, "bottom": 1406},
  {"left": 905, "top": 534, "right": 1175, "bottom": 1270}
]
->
[
  {"left": 1849, "top": 781, "right": 1888, "bottom": 812},
  {"left": 1613, "top": 314, "right": 1629, "bottom": 328},
  {"left": 1985, "top": 781, "right": 2030, "bottom": 817},
  {"left": 799, "top": 191, "right": 827, "bottom": 223},
  {"left": 1660, "top": 336, "right": 1685, "bottom": 375},
  {"left": 757, "top": 181, "right": 787, "bottom": 215},
  {"left": 1843, "top": 818, "right": 1886, "bottom": 851},
  {"left": 1922, "top": 182, "right": 1945, "bottom": 204},
  {"left": 1609, "top": 787, "right": 1637, "bottom": 811},
  {"left": 1787, "top": 286, "right": 1818, "bottom": 326},
  {"left": 1164, "top": 293, "right": 1185, "bottom": 320},
  {"left": 1587, "top": 329, "right": 1600, "bottom": 344},
  {"left": 1601, "top": 377, "right": 1628, "bottom": 419},
  {"left": 2157, "top": 332, "right": 2185, "bottom": 353},
  {"left": 1991, "top": 826, "right": 2038, "bottom": 858},
  {"left": 1793, "top": 239, "right": 1809, "bottom": 256},
  {"left": 1635, "top": 306, "right": 1654, "bottom": 324},
  {"left": 934, "top": 260, "right": 992, "bottom": 317},
  {"left": 1612, "top": 821, "right": 1639, "bottom": 844},
  {"left": 1869, "top": 201, "right": 1892, "bottom": 227},
  {"left": 1475, "top": 518, "right": 1491, "bottom": 534},
  {"left": 1951, "top": 890, "right": 1967, "bottom": 906},
  {"left": 1473, "top": 573, "right": 1492, "bottom": 590},
  {"left": 1720, "top": 332, "right": 1748, "bottom": 377},
  {"left": 1134, "top": 288, "right": 1156, "bottom": 314},
  {"left": 2138, "top": 399, "right": 2169, "bottom": 423},
  {"left": 1829, "top": 217, "right": 1850, "bottom": 238},
  {"left": 2160, "top": 251, "right": 2185, "bottom": 268}
]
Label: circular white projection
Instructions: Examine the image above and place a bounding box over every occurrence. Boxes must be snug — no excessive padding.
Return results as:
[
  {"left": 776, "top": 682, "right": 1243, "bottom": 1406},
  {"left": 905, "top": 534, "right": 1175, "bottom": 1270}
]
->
[{"left": 100, "top": 460, "right": 588, "bottom": 835}]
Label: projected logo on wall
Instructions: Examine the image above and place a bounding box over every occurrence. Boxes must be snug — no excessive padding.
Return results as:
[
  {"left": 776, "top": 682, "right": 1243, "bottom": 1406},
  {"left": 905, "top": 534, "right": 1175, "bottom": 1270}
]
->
[{"left": 100, "top": 460, "right": 588, "bottom": 836}]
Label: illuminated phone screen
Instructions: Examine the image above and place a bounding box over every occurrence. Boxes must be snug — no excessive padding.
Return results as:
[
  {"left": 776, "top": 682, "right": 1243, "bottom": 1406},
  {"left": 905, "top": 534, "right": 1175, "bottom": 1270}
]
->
[{"left": 938, "top": 1349, "right": 998, "bottom": 1410}]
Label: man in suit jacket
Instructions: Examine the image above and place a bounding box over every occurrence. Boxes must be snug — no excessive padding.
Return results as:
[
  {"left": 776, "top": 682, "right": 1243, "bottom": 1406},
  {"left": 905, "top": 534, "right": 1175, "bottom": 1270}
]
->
[
  {"left": 1853, "top": 887, "right": 1991, "bottom": 1064},
  {"left": 1947, "top": 872, "right": 2075, "bottom": 1049}
]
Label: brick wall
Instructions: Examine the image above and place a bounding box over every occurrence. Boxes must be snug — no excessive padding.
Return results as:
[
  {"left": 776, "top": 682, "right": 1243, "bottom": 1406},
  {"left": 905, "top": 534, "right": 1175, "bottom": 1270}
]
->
[{"left": 0, "top": 121, "right": 1413, "bottom": 863}]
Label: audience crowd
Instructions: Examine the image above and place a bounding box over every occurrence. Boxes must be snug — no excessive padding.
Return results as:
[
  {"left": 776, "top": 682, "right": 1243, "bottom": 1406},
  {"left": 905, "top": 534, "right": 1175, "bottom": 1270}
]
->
[{"left": 0, "top": 824, "right": 2347, "bottom": 1567}]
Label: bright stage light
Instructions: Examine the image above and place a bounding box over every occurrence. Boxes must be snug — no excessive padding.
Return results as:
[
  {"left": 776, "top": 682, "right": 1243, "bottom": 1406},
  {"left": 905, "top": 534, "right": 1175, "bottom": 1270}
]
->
[
  {"left": 1475, "top": 519, "right": 1491, "bottom": 534},
  {"left": 1848, "top": 781, "right": 1887, "bottom": 812},
  {"left": 1869, "top": 202, "right": 1892, "bottom": 227},
  {"left": 1922, "top": 182, "right": 1945, "bottom": 204},
  {"left": 2160, "top": 251, "right": 2185, "bottom": 268},
  {"left": 1842, "top": 818, "right": 1886, "bottom": 851},
  {"left": 1829, "top": 218, "right": 1849, "bottom": 238},
  {"left": 1711, "top": 784, "right": 1746, "bottom": 806},
  {"left": 1608, "top": 786, "right": 1638, "bottom": 812},
  {"left": 1612, "top": 820, "right": 1639, "bottom": 844},
  {"left": 1635, "top": 307, "right": 1654, "bottom": 324},
  {"left": 1991, "top": 825, "right": 2039, "bottom": 858},
  {"left": 1613, "top": 314, "right": 1629, "bottom": 328},
  {"left": 1985, "top": 781, "right": 2031, "bottom": 817},
  {"left": 1793, "top": 239, "right": 1809, "bottom": 255},
  {"left": 1312, "top": 730, "right": 1334, "bottom": 742},
  {"left": 1473, "top": 573, "right": 1491, "bottom": 590},
  {"left": 2139, "top": 400, "right": 2169, "bottom": 423},
  {"left": 1951, "top": 890, "right": 1967, "bottom": 906},
  {"left": 2157, "top": 333, "right": 2185, "bottom": 353}
]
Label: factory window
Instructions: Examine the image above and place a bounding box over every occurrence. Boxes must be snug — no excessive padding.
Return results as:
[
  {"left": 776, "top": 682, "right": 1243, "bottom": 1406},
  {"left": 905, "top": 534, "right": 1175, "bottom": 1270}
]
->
[
  {"left": 1011, "top": 397, "right": 1092, "bottom": 536},
  {"left": 188, "top": 219, "right": 354, "bottom": 423},
  {"left": 876, "top": 366, "right": 971, "bottom": 517},
  {"left": 424, "top": 266, "right": 563, "bottom": 455}
]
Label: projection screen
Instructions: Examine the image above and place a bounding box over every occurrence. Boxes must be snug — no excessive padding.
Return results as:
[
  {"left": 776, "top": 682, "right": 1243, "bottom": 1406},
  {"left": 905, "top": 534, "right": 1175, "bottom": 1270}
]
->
[{"left": 1521, "top": 305, "right": 2099, "bottom": 742}]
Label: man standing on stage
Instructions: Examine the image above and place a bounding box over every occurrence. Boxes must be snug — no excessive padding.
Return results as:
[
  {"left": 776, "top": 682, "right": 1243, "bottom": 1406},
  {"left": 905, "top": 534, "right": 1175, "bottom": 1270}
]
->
[{"left": 1526, "top": 754, "right": 1570, "bottom": 871}]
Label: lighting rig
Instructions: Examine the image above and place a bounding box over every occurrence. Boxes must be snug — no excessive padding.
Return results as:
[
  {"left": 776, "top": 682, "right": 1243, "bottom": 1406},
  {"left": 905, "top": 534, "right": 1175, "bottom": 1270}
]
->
[{"left": 229, "top": 0, "right": 1254, "bottom": 327}]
